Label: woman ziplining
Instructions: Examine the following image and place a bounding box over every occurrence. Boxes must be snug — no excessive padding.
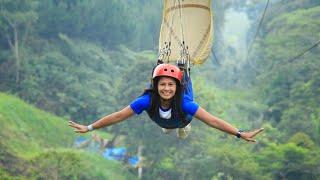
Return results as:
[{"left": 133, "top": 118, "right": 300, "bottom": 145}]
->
[
  {"left": 69, "top": 0, "right": 264, "bottom": 141},
  {"left": 68, "top": 63, "right": 263, "bottom": 141}
]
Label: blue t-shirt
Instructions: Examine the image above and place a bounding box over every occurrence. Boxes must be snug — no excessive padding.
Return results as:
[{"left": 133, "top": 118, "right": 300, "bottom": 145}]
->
[{"left": 130, "top": 76, "right": 199, "bottom": 128}]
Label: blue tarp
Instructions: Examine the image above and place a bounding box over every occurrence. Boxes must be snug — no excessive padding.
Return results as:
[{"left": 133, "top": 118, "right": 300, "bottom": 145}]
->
[
  {"left": 74, "top": 137, "right": 140, "bottom": 167},
  {"left": 103, "top": 148, "right": 140, "bottom": 166},
  {"left": 128, "top": 156, "right": 139, "bottom": 166},
  {"left": 103, "top": 147, "right": 127, "bottom": 161}
]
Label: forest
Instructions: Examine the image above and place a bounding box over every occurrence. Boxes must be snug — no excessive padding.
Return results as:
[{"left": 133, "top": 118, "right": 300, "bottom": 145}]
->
[{"left": 0, "top": 0, "right": 319, "bottom": 179}]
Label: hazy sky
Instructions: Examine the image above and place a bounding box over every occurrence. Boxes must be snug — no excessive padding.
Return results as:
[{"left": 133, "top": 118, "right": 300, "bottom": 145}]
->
[{"left": 222, "top": 8, "right": 250, "bottom": 60}]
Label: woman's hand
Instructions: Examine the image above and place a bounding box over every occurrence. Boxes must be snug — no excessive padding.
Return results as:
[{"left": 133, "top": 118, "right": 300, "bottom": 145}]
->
[
  {"left": 68, "top": 121, "right": 89, "bottom": 133},
  {"left": 240, "top": 128, "right": 264, "bottom": 142}
]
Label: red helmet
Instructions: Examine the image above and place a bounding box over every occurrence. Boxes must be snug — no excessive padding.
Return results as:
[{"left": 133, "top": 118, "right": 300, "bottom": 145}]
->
[{"left": 152, "top": 64, "right": 183, "bottom": 83}]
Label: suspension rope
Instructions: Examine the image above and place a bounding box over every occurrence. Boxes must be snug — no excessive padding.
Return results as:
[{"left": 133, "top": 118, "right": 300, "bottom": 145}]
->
[
  {"left": 176, "top": 0, "right": 191, "bottom": 75},
  {"left": 178, "top": 0, "right": 186, "bottom": 44},
  {"left": 177, "top": 0, "right": 184, "bottom": 66},
  {"left": 211, "top": 47, "right": 220, "bottom": 66},
  {"left": 158, "top": 0, "right": 191, "bottom": 75},
  {"left": 158, "top": 0, "right": 179, "bottom": 64},
  {"left": 167, "top": 0, "right": 178, "bottom": 46},
  {"left": 166, "top": 0, "right": 178, "bottom": 63}
]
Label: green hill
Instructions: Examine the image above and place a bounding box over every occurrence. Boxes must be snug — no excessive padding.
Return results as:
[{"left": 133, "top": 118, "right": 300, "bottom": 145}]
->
[{"left": 0, "top": 92, "right": 136, "bottom": 179}]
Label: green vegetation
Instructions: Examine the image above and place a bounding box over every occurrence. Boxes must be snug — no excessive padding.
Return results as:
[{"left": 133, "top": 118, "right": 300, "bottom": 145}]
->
[
  {"left": 0, "top": 93, "right": 136, "bottom": 179},
  {"left": 251, "top": 5, "right": 320, "bottom": 142},
  {"left": 1, "top": 0, "right": 320, "bottom": 179}
]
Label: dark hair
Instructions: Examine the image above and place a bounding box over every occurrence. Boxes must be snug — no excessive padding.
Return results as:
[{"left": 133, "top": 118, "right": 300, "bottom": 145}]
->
[{"left": 146, "top": 76, "right": 186, "bottom": 122}]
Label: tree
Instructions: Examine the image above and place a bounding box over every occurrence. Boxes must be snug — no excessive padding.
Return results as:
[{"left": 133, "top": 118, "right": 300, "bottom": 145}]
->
[
  {"left": 257, "top": 140, "right": 320, "bottom": 179},
  {"left": 0, "top": 0, "right": 38, "bottom": 84},
  {"left": 36, "top": 0, "right": 135, "bottom": 48}
]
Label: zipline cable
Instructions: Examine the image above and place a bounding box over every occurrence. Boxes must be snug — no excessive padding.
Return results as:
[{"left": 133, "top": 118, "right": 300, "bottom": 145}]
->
[
  {"left": 262, "top": 39, "right": 320, "bottom": 79},
  {"left": 287, "top": 39, "right": 320, "bottom": 62},
  {"left": 246, "top": 0, "right": 270, "bottom": 62}
]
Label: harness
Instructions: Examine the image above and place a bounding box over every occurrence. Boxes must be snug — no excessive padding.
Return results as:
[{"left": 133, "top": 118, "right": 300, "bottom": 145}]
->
[{"left": 146, "top": 110, "right": 192, "bottom": 129}]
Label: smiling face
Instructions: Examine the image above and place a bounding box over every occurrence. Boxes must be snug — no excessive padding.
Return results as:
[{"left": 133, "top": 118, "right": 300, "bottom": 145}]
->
[{"left": 157, "top": 76, "right": 177, "bottom": 100}]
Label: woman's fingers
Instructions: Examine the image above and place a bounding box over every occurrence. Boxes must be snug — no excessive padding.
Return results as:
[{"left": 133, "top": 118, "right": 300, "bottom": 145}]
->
[
  {"left": 68, "top": 121, "right": 76, "bottom": 126},
  {"left": 68, "top": 121, "right": 80, "bottom": 128},
  {"left": 68, "top": 121, "right": 78, "bottom": 125},
  {"left": 251, "top": 128, "right": 264, "bottom": 137},
  {"left": 241, "top": 128, "right": 264, "bottom": 142},
  {"left": 242, "top": 134, "right": 256, "bottom": 142},
  {"left": 73, "top": 127, "right": 87, "bottom": 133},
  {"left": 68, "top": 121, "right": 83, "bottom": 131},
  {"left": 74, "top": 129, "right": 84, "bottom": 133},
  {"left": 69, "top": 121, "right": 89, "bottom": 133}
]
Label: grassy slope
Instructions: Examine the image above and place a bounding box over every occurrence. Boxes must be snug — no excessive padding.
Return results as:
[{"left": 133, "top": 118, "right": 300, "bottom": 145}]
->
[{"left": 0, "top": 92, "right": 136, "bottom": 179}]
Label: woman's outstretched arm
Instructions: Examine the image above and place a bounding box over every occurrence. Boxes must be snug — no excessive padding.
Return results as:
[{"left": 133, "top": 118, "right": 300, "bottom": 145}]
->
[
  {"left": 194, "top": 107, "right": 264, "bottom": 142},
  {"left": 69, "top": 106, "right": 135, "bottom": 133}
]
